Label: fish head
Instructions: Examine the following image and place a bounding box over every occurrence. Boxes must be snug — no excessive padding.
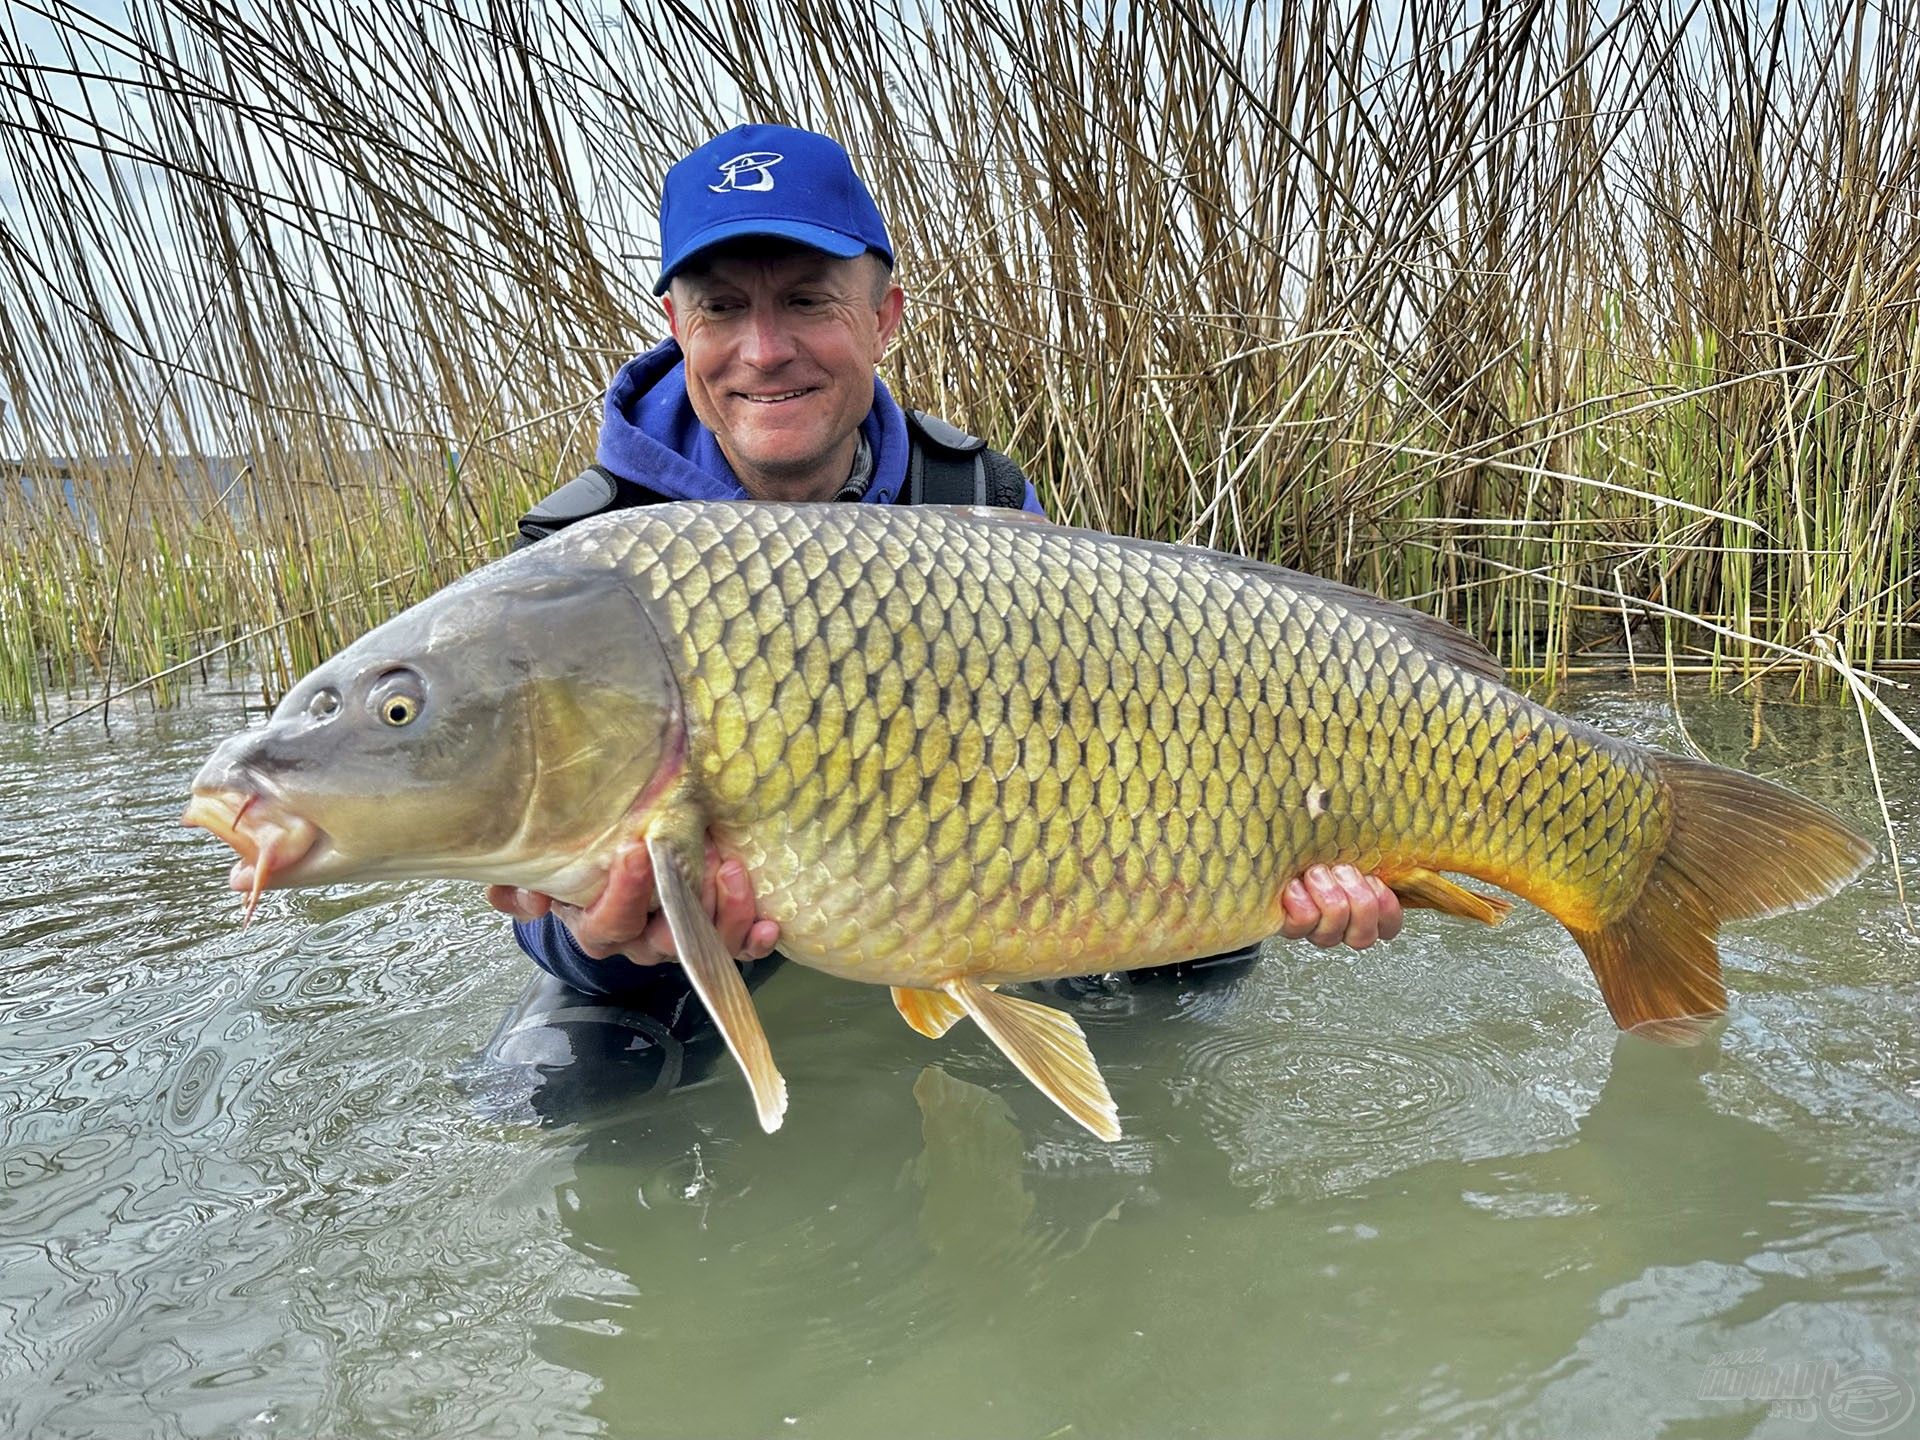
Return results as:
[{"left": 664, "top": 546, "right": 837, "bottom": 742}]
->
[{"left": 183, "top": 560, "right": 681, "bottom": 909}]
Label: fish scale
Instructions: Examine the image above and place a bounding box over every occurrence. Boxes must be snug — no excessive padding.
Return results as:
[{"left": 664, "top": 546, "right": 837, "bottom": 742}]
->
[
  {"left": 186, "top": 501, "right": 1873, "bottom": 1141},
  {"left": 596, "top": 504, "right": 1660, "bottom": 988}
]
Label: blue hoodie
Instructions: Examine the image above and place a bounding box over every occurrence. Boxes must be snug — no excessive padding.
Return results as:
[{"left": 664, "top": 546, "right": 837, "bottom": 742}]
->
[{"left": 513, "top": 339, "right": 1042, "bottom": 994}]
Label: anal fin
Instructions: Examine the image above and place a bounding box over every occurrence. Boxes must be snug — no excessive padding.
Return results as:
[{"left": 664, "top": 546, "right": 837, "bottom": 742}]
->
[
  {"left": 893, "top": 987, "right": 968, "bottom": 1039},
  {"left": 647, "top": 836, "right": 788, "bottom": 1133},
  {"left": 1385, "top": 866, "right": 1514, "bottom": 926},
  {"left": 942, "top": 978, "right": 1120, "bottom": 1141}
]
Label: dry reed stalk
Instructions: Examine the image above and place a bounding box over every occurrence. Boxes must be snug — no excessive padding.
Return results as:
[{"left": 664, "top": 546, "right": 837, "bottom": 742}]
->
[{"left": 1, "top": 0, "right": 1917, "bottom": 724}]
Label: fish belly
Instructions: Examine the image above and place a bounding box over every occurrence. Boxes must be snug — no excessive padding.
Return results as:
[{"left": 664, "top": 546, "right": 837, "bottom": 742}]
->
[{"left": 611, "top": 504, "right": 1667, "bottom": 988}]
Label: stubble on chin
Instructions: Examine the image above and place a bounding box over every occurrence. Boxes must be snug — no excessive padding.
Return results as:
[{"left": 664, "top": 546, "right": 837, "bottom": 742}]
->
[{"left": 722, "top": 424, "right": 859, "bottom": 504}]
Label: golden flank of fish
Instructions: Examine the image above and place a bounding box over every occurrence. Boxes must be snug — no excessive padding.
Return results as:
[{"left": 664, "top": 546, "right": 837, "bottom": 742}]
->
[{"left": 183, "top": 503, "right": 1873, "bottom": 1139}]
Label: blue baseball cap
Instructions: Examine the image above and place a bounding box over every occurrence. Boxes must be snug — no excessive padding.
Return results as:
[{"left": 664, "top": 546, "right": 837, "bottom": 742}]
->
[{"left": 653, "top": 124, "right": 893, "bottom": 295}]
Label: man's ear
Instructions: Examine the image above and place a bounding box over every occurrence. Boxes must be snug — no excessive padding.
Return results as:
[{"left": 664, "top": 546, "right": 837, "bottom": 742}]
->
[
  {"left": 662, "top": 292, "right": 682, "bottom": 341},
  {"left": 874, "top": 284, "right": 905, "bottom": 358}
]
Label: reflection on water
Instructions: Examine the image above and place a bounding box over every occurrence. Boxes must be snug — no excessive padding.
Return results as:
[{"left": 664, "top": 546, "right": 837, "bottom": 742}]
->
[{"left": 1, "top": 683, "right": 1916, "bottom": 1439}]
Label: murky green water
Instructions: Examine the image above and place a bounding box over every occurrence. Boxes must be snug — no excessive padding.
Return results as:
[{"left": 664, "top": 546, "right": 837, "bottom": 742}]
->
[{"left": 2, "top": 683, "right": 1916, "bottom": 1439}]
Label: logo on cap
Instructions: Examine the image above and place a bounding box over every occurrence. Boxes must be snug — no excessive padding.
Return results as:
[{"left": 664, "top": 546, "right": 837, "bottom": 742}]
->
[{"left": 709, "top": 151, "right": 783, "bottom": 194}]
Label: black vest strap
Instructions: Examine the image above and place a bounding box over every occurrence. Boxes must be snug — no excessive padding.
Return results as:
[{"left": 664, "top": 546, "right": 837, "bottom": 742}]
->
[
  {"left": 907, "top": 409, "right": 1031, "bottom": 510},
  {"left": 515, "top": 465, "right": 671, "bottom": 548},
  {"left": 903, "top": 408, "right": 987, "bottom": 506}
]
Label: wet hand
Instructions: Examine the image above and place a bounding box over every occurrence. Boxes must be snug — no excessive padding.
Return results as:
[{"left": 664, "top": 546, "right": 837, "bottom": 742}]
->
[
  {"left": 1279, "top": 863, "right": 1403, "bottom": 950},
  {"left": 484, "top": 842, "right": 780, "bottom": 965}
]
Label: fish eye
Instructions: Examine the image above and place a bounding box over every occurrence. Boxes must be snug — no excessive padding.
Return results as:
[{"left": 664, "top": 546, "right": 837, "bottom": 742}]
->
[
  {"left": 368, "top": 669, "right": 426, "bottom": 728},
  {"left": 307, "top": 688, "right": 341, "bottom": 720}
]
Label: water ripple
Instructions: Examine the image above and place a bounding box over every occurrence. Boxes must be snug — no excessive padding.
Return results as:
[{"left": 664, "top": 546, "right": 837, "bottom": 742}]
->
[
  {"left": 3, "top": 683, "right": 1918, "bottom": 1439},
  {"left": 1192, "top": 1022, "right": 1538, "bottom": 1199}
]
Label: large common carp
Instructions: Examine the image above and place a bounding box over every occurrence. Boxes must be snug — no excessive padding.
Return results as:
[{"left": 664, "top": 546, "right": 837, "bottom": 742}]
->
[{"left": 184, "top": 503, "right": 1872, "bottom": 1139}]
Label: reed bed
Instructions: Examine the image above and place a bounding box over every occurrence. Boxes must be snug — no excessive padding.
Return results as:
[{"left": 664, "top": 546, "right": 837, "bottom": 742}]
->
[{"left": 3, "top": 0, "right": 1918, "bottom": 725}]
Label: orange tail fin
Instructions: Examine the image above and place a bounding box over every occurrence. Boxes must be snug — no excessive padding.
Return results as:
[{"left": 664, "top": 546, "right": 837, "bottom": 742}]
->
[{"left": 1568, "top": 755, "right": 1872, "bottom": 1036}]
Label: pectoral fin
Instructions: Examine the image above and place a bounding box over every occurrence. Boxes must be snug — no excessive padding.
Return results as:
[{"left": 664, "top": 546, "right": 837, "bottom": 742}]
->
[
  {"left": 1386, "top": 866, "right": 1514, "bottom": 926},
  {"left": 893, "top": 986, "right": 968, "bottom": 1039},
  {"left": 941, "top": 978, "right": 1120, "bottom": 1141},
  {"left": 647, "top": 836, "right": 788, "bottom": 1133}
]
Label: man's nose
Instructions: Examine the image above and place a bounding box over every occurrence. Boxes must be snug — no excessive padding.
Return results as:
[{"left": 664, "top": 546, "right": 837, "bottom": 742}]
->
[{"left": 739, "top": 308, "right": 798, "bottom": 369}]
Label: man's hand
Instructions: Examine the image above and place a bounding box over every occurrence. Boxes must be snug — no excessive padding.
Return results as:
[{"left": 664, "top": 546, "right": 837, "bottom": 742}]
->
[
  {"left": 1279, "top": 864, "right": 1403, "bottom": 950},
  {"left": 486, "top": 843, "right": 781, "bottom": 965}
]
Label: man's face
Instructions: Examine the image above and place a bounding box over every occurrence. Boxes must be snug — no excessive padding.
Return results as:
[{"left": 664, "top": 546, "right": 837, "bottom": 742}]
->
[{"left": 665, "top": 245, "right": 905, "bottom": 502}]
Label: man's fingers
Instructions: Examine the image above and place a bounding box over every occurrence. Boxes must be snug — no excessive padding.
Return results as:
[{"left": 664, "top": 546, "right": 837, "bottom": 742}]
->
[
  {"left": 547, "top": 900, "right": 606, "bottom": 959},
  {"left": 711, "top": 858, "right": 755, "bottom": 954},
  {"left": 1278, "top": 877, "right": 1319, "bottom": 939},
  {"left": 1302, "top": 865, "right": 1352, "bottom": 948},
  {"left": 555, "top": 861, "right": 658, "bottom": 963},
  {"left": 564, "top": 905, "right": 676, "bottom": 965},
  {"left": 1330, "top": 864, "right": 1379, "bottom": 949},
  {"left": 486, "top": 884, "right": 550, "bottom": 921},
  {"left": 639, "top": 910, "right": 678, "bottom": 962},
  {"left": 742, "top": 919, "right": 780, "bottom": 960},
  {"left": 1280, "top": 865, "right": 1405, "bottom": 951},
  {"left": 710, "top": 857, "right": 781, "bottom": 960},
  {"left": 555, "top": 846, "right": 659, "bottom": 959},
  {"left": 539, "top": 844, "right": 779, "bottom": 967},
  {"left": 603, "top": 848, "right": 662, "bottom": 923},
  {"left": 1371, "top": 878, "right": 1405, "bottom": 943}
]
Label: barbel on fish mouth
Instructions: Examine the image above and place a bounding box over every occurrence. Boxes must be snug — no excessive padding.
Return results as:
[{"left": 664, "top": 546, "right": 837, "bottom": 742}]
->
[{"left": 183, "top": 503, "right": 1873, "bottom": 1140}]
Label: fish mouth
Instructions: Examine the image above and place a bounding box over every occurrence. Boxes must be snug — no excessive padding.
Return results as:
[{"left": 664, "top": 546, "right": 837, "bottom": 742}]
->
[{"left": 181, "top": 788, "right": 327, "bottom": 923}]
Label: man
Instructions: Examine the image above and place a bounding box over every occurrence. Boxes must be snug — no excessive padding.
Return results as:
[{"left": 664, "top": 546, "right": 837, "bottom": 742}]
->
[{"left": 488, "top": 124, "right": 1399, "bottom": 1031}]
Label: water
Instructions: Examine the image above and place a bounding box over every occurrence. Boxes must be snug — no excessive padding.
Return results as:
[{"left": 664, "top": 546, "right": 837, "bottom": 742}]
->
[{"left": 2, "top": 683, "right": 1916, "bottom": 1439}]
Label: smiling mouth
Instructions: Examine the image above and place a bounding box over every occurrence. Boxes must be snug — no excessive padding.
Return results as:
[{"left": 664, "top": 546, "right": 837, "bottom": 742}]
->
[
  {"left": 737, "top": 387, "right": 816, "bottom": 404},
  {"left": 182, "top": 789, "right": 326, "bottom": 925}
]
